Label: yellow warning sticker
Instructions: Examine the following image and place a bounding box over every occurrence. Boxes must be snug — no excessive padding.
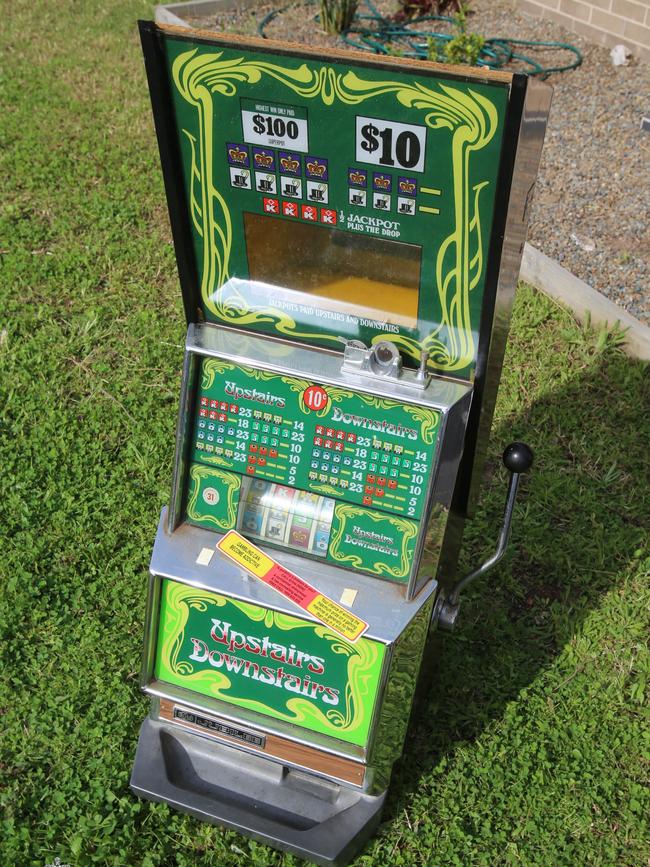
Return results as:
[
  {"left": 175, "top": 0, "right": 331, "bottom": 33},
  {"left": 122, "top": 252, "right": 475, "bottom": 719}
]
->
[
  {"left": 306, "top": 595, "right": 367, "bottom": 642},
  {"left": 217, "top": 531, "right": 275, "bottom": 578}
]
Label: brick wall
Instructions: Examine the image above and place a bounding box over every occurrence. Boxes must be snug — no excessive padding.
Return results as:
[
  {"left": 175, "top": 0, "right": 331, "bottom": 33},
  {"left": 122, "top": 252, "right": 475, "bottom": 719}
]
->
[{"left": 518, "top": 0, "right": 650, "bottom": 61}]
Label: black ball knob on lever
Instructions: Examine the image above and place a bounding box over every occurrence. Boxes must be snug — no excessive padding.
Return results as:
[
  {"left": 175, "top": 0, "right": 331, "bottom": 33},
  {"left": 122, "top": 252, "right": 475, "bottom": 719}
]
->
[
  {"left": 436, "top": 441, "right": 534, "bottom": 631},
  {"left": 503, "top": 441, "right": 534, "bottom": 475}
]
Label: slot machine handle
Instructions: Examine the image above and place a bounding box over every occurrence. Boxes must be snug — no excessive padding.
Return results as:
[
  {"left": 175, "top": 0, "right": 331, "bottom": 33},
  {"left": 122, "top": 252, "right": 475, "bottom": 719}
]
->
[{"left": 436, "top": 442, "right": 534, "bottom": 631}]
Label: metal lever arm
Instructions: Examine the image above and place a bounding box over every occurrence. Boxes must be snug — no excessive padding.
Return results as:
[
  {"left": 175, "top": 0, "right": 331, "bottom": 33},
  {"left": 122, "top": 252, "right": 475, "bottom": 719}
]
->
[{"left": 437, "top": 442, "right": 534, "bottom": 631}]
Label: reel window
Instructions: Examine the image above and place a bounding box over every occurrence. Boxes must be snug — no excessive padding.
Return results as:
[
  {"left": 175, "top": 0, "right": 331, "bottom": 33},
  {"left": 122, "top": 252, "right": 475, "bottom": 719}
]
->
[
  {"left": 244, "top": 213, "right": 421, "bottom": 330},
  {"left": 237, "top": 478, "right": 334, "bottom": 558}
]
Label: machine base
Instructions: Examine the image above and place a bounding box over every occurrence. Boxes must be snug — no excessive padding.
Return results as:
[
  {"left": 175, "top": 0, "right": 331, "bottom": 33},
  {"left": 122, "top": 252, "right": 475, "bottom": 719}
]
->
[{"left": 131, "top": 718, "right": 387, "bottom": 866}]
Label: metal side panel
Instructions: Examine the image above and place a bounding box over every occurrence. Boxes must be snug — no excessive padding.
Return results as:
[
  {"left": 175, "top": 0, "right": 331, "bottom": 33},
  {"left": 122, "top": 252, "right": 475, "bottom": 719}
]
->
[
  {"left": 410, "top": 387, "right": 472, "bottom": 598},
  {"left": 464, "top": 76, "right": 553, "bottom": 516},
  {"left": 168, "top": 350, "right": 199, "bottom": 531},
  {"left": 131, "top": 717, "right": 387, "bottom": 867},
  {"left": 365, "top": 593, "right": 435, "bottom": 791}
]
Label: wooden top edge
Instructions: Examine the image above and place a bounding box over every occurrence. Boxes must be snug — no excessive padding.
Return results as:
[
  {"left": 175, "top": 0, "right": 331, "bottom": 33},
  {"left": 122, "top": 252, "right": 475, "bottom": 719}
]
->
[{"left": 156, "top": 22, "right": 514, "bottom": 86}]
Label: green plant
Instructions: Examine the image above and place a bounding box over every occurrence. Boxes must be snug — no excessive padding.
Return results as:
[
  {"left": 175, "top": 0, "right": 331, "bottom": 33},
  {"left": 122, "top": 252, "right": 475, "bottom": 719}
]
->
[
  {"left": 319, "top": 0, "right": 359, "bottom": 34},
  {"left": 429, "top": 2, "right": 485, "bottom": 66}
]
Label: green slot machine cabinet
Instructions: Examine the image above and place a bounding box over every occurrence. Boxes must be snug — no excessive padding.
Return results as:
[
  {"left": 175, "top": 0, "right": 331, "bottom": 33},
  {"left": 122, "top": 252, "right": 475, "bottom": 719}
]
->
[{"left": 131, "top": 21, "right": 551, "bottom": 866}]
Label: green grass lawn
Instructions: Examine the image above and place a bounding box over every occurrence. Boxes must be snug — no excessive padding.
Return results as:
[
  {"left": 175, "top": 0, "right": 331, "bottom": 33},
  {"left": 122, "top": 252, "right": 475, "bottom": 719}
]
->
[{"left": 1, "top": 2, "right": 648, "bottom": 865}]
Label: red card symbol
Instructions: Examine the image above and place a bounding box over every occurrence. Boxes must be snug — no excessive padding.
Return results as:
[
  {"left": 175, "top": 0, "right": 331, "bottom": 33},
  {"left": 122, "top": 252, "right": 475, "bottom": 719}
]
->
[
  {"left": 320, "top": 208, "right": 337, "bottom": 224},
  {"left": 282, "top": 201, "right": 298, "bottom": 217},
  {"left": 301, "top": 205, "right": 317, "bottom": 221},
  {"left": 263, "top": 197, "right": 279, "bottom": 214}
]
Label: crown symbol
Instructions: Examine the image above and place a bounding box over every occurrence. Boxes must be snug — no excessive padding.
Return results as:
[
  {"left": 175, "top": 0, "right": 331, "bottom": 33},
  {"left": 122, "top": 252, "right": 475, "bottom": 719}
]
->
[
  {"left": 280, "top": 156, "right": 299, "bottom": 172},
  {"left": 254, "top": 152, "right": 274, "bottom": 168},
  {"left": 374, "top": 176, "right": 390, "bottom": 190},
  {"left": 307, "top": 161, "right": 326, "bottom": 177},
  {"left": 399, "top": 180, "right": 416, "bottom": 194},
  {"left": 349, "top": 171, "right": 365, "bottom": 185},
  {"left": 228, "top": 146, "right": 247, "bottom": 164}
]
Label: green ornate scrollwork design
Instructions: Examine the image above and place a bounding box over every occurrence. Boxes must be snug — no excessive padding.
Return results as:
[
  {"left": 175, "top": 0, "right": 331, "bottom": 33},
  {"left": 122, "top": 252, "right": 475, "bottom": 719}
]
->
[
  {"left": 310, "top": 483, "right": 341, "bottom": 497},
  {"left": 313, "top": 625, "right": 383, "bottom": 732},
  {"left": 172, "top": 49, "right": 499, "bottom": 372},
  {"left": 155, "top": 582, "right": 385, "bottom": 745},
  {"left": 329, "top": 504, "right": 417, "bottom": 580},
  {"left": 400, "top": 403, "right": 440, "bottom": 445},
  {"left": 321, "top": 386, "right": 355, "bottom": 408},
  {"left": 186, "top": 464, "right": 240, "bottom": 530},
  {"left": 201, "top": 359, "right": 236, "bottom": 390},
  {"left": 159, "top": 584, "right": 230, "bottom": 692},
  {"left": 198, "top": 453, "right": 233, "bottom": 470}
]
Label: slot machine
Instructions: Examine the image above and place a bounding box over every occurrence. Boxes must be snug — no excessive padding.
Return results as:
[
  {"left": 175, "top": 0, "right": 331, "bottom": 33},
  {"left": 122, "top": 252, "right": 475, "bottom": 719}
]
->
[{"left": 131, "top": 20, "right": 551, "bottom": 866}]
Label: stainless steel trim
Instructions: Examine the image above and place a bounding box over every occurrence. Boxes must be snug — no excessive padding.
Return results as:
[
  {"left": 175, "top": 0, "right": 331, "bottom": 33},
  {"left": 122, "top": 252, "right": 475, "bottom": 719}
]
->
[
  {"left": 406, "top": 387, "right": 471, "bottom": 598},
  {"left": 414, "top": 384, "right": 472, "bottom": 595},
  {"left": 405, "top": 410, "right": 451, "bottom": 600},
  {"left": 186, "top": 322, "right": 472, "bottom": 413},
  {"left": 140, "top": 571, "right": 162, "bottom": 689},
  {"left": 168, "top": 350, "right": 198, "bottom": 531},
  {"left": 144, "top": 678, "right": 366, "bottom": 763},
  {"left": 365, "top": 596, "right": 434, "bottom": 792},
  {"left": 149, "top": 509, "right": 438, "bottom": 642},
  {"left": 433, "top": 507, "right": 467, "bottom": 592}
]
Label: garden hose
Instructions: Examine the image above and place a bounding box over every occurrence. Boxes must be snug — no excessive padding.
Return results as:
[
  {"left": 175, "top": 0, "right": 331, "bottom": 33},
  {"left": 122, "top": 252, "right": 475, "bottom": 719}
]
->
[{"left": 258, "top": 0, "right": 582, "bottom": 78}]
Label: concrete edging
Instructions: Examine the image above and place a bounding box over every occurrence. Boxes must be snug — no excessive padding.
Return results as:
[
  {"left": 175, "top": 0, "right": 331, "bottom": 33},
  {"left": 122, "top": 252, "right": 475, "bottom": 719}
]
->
[
  {"left": 155, "top": 0, "right": 256, "bottom": 26},
  {"left": 520, "top": 243, "right": 650, "bottom": 361}
]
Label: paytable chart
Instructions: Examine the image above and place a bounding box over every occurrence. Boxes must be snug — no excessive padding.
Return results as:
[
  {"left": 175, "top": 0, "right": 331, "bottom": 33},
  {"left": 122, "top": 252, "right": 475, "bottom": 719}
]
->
[{"left": 192, "top": 358, "right": 440, "bottom": 521}]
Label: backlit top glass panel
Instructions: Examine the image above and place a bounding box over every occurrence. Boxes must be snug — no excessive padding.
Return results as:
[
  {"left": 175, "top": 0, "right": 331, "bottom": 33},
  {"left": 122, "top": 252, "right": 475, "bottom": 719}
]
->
[
  {"left": 159, "top": 31, "right": 510, "bottom": 378},
  {"left": 244, "top": 214, "right": 420, "bottom": 330}
]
